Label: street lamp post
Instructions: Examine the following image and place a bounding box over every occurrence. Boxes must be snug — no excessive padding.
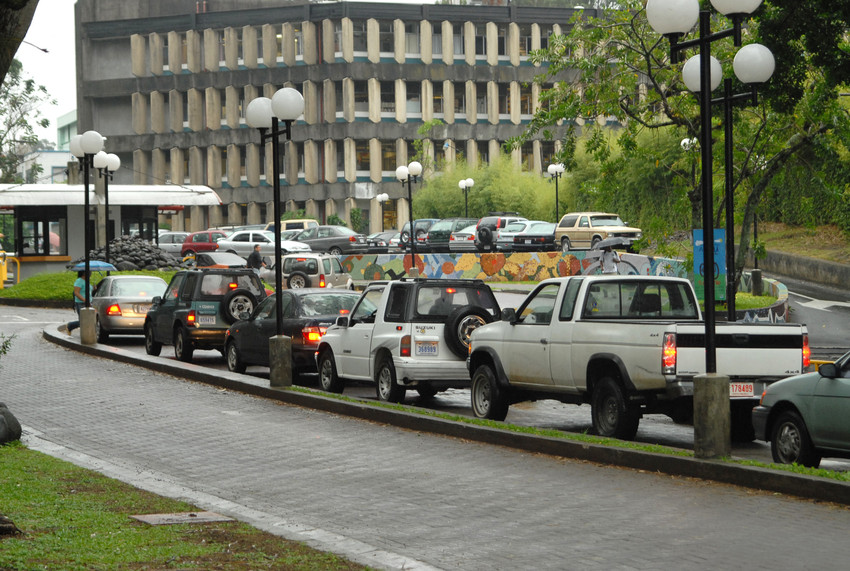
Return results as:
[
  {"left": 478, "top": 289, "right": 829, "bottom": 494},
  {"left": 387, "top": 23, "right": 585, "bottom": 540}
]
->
[
  {"left": 94, "top": 151, "right": 121, "bottom": 267},
  {"left": 458, "top": 178, "right": 474, "bottom": 218},
  {"left": 70, "top": 130, "right": 105, "bottom": 346},
  {"left": 396, "top": 161, "right": 422, "bottom": 275},
  {"left": 246, "top": 87, "right": 305, "bottom": 387},
  {"left": 647, "top": 0, "right": 773, "bottom": 458},
  {"left": 376, "top": 193, "right": 389, "bottom": 232},
  {"left": 547, "top": 163, "right": 565, "bottom": 221}
]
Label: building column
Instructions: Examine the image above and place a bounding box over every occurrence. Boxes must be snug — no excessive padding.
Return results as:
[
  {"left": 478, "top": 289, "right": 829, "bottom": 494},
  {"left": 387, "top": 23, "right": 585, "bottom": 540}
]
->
[
  {"left": 225, "top": 86, "right": 240, "bottom": 129},
  {"left": 393, "top": 19, "right": 405, "bottom": 63},
  {"left": 149, "top": 33, "right": 164, "bottom": 75},
  {"left": 205, "top": 87, "right": 221, "bottom": 130},
  {"left": 487, "top": 81, "right": 499, "bottom": 125},
  {"left": 246, "top": 202, "right": 263, "bottom": 224},
  {"left": 246, "top": 144, "right": 260, "bottom": 187},
  {"left": 204, "top": 29, "right": 220, "bottom": 71},
  {"left": 224, "top": 27, "right": 239, "bottom": 70},
  {"left": 420, "top": 20, "right": 432, "bottom": 65},
  {"left": 132, "top": 93, "right": 148, "bottom": 135},
  {"left": 187, "top": 30, "right": 202, "bottom": 73},
  {"left": 131, "top": 34, "right": 146, "bottom": 76},
  {"left": 367, "top": 19, "right": 379, "bottom": 63},
  {"left": 188, "top": 89, "right": 203, "bottom": 131},
  {"left": 242, "top": 25, "right": 258, "bottom": 68},
  {"left": 227, "top": 203, "right": 243, "bottom": 226},
  {"left": 304, "top": 199, "right": 320, "bottom": 222},
  {"left": 302, "top": 21, "right": 318, "bottom": 65},
  {"left": 190, "top": 205, "right": 207, "bottom": 232},
  {"left": 227, "top": 144, "right": 241, "bottom": 188},
  {"left": 304, "top": 140, "right": 319, "bottom": 184},
  {"left": 152, "top": 148, "right": 166, "bottom": 185},
  {"left": 463, "top": 22, "right": 475, "bottom": 66},
  {"left": 151, "top": 91, "right": 166, "bottom": 133},
  {"left": 133, "top": 149, "right": 149, "bottom": 184},
  {"left": 169, "top": 90, "right": 183, "bottom": 133},
  {"left": 207, "top": 146, "right": 222, "bottom": 188},
  {"left": 170, "top": 148, "right": 185, "bottom": 186},
  {"left": 369, "top": 138, "right": 381, "bottom": 183},
  {"left": 189, "top": 146, "right": 205, "bottom": 184},
  {"left": 442, "top": 21, "right": 454, "bottom": 65},
  {"left": 486, "top": 22, "right": 498, "bottom": 66},
  {"left": 443, "top": 80, "right": 455, "bottom": 124}
]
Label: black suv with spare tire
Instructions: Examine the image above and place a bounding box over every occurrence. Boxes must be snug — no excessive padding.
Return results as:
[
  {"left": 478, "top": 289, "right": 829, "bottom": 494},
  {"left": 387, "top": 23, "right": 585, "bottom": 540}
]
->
[{"left": 144, "top": 268, "right": 268, "bottom": 362}]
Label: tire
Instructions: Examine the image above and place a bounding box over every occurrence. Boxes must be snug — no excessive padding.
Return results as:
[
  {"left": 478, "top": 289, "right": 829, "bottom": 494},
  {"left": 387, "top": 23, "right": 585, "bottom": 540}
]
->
[
  {"left": 375, "top": 356, "right": 406, "bottom": 403},
  {"left": 400, "top": 231, "right": 411, "bottom": 247},
  {"left": 771, "top": 410, "right": 821, "bottom": 468},
  {"left": 183, "top": 249, "right": 195, "bottom": 258},
  {"left": 174, "top": 326, "right": 194, "bottom": 363},
  {"left": 329, "top": 246, "right": 343, "bottom": 256},
  {"left": 730, "top": 401, "right": 756, "bottom": 443},
  {"left": 95, "top": 317, "right": 109, "bottom": 343},
  {"left": 471, "top": 364, "right": 509, "bottom": 421},
  {"left": 222, "top": 289, "right": 258, "bottom": 324},
  {"left": 445, "top": 306, "right": 493, "bottom": 359},
  {"left": 287, "top": 271, "right": 311, "bottom": 289},
  {"left": 144, "top": 322, "right": 161, "bottom": 356},
  {"left": 318, "top": 349, "right": 344, "bottom": 393},
  {"left": 591, "top": 376, "right": 639, "bottom": 440},
  {"left": 560, "top": 237, "right": 571, "bottom": 253},
  {"left": 477, "top": 227, "right": 493, "bottom": 248},
  {"left": 225, "top": 340, "right": 246, "bottom": 374}
]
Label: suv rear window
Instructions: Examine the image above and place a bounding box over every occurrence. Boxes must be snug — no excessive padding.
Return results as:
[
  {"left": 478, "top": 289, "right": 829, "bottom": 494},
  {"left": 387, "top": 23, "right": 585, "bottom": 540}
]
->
[
  {"left": 199, "top": 274, "right": 264, "bottom": 297},
  {"left": 414, "top": 285, "right": 499, "bottom": 322},
  {"left": 283, "top": 258, "right": 319, "bottom": 274}
]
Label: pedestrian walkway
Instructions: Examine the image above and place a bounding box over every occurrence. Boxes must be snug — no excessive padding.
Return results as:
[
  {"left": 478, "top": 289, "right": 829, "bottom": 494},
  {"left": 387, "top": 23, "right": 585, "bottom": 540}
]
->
[{"left": 2, "top": 316, "right": 850, "bottom": 569}]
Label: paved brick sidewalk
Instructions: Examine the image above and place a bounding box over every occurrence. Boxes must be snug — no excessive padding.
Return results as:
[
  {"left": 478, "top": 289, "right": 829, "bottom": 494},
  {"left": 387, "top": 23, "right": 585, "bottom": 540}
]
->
[{"left": 2, "top": 319, "right": 850, "bottom": 569}]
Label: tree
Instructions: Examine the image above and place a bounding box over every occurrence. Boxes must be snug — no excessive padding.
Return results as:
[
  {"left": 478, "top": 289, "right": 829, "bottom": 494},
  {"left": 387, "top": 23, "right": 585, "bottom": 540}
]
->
[
  {"left": 512, "top": 0, "right": 850, "bottom": 286},
  {"left": 0, "top": 58, "right": 54, "bottom": 183},
  {"left": 0, "top": 0, "right": 39, "bottom": 87}
]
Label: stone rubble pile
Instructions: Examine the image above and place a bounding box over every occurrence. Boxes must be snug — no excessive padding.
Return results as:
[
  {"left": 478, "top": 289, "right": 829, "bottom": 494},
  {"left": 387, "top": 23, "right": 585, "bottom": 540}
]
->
[{"left": 68, "top": 235, "right": 184, "bottom": 271}]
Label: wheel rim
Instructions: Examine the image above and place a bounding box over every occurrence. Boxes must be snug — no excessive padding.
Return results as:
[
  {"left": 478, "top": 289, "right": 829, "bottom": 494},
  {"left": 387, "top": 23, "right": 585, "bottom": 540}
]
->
[
  {"left": 330, "top": 248, "right": 342, "bottom": 255},
  {"left": 473, "top": 378, "right": 491, "bottom": 416},
  {"left": 95, "top": 319, "right": 102, "bottom": 338},
  {"left": 561, "top": 239, "right": 570, "bottom": 252},
  {"left": 598, "top": 394, "right": 619, "bottom": 434},
  {"left": 319, "top": 357, "right": 333, "bottom": 389},
  {"left": 457, "top": 315, "right": 486, "bottom": 348},
  {"left": 377, "top": 365, "right": 392, "bottom": 400},
  {"left": 175, "top": 333, "right": 183, "bottom": 357},
  {"left": 145, "top": 328, "right": 153, "bottom": 351},
  {"left": 227, "top": 295, "right": 252, "bottom": 317},
  {"left": 227, "top": 345, "right": 238, "bottom": 371},
  {"left": 775, "top": 422, "right": 802, "bottom": 463},
  {"left": 291, "top": 275, "right": 306, "bottom": 288}
]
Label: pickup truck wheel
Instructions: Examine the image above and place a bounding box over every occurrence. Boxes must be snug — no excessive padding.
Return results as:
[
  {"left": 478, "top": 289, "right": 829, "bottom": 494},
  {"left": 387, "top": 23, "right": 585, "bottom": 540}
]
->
[
  {"left": 376, "top": 357, "right": 406, "bottom": 403},
  {"left": 318, "top": 349, "right": 344, "bottom": 393},
  {"left": 591, "top": 377, "right": 639, "bottom": 440},
  {"left": 445, "top": 307, "right": 492, "bottom": 359},
  {"left": 144, "top": 322, "right": 162, "bottom": 356},
  {"left": 771, "top": 410, "right": 821, "bottom": 468},
  {"left": 225, "top": 341, "right": 246, "bottom": 374},
  {"left": 222, "top": 289, "right": 257, "bottom": 324},
  {"left": 560, "top": 237, "right": 571, "bottom": 253},
  {"left": 471, "top": 364, "right": 509, "bottom": 421},
  {"left": 730, "top": 401, "right": 756, "bottom": 442},
  {"left": 174, "top": 326, "right": 194, "bottom": 363}
]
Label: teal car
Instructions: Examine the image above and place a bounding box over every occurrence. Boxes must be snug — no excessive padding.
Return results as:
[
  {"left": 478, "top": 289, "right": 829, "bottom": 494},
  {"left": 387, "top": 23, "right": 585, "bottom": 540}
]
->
[
  {"left": 752, "top": 350, "right": 850, "bottom": 467},
  {"left": 144, "top": 269, "right": 267, "bottom": 363}
]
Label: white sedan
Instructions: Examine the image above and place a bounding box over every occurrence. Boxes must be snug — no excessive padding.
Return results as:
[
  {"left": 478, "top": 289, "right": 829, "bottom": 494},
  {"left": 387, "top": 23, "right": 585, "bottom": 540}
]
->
[{"left": 217, "top": 230, "right": 310, "bottom": 257}]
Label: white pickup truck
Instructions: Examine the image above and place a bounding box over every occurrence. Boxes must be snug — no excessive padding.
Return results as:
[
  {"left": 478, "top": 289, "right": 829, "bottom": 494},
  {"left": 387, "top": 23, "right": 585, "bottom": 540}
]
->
[{"left": 467, "top": 275, "right": 810, "bottom": 441}]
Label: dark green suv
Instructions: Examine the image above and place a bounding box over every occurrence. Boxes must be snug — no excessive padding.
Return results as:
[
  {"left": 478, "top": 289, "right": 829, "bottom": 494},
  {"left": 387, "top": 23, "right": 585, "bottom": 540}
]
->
[{"left": 144, "top": 269, "right": 267, "bottom": 362}]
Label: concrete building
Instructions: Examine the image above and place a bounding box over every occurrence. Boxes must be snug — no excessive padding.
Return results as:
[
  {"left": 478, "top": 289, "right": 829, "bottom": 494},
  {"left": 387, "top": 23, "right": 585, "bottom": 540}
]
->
[{"left": 75, "top": 0, "right": 589, "bottom": 233}]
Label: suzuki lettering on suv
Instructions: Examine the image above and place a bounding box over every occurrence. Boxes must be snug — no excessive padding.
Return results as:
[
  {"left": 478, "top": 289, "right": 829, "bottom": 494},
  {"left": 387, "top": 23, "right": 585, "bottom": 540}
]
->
[{"left": 316, "top": 278, "right": 500, "bottom": 403}]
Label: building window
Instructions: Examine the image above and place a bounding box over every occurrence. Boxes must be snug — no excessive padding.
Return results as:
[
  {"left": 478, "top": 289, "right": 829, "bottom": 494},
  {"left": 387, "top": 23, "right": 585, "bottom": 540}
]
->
[
  {"left": 16, "top": 206, "right": 67, "bottom": 256},
  {"left": 379, "top": 20, "right": 394, "bottom": 55},
  {"left": 521, "top": 141, "right": 534, "bottom": 172},
  {"left": 433, "top": 30, "right": 442, "bottom": 57},
  {"left": 293, "top": 25, "right": 304, "bottom": 58},
  {"left": 433, "top": 83, "right": 444, "bottom": 117},
  {"left": 336, "top": 140, "right": 345, "bottom": 178},
  {"left": 474, "top": 25, "right": 486, "bottom": 60},
  {"left": 476, "top": 82, "right": 487, "bottom": 115},
  {"left": 498, "top": 84, "right": 509, "bottom": 117},
  {"left": 381, "top": 140, "right": 397, "bottom": 173},
  {"left": 454, "top": 82, "right": 466, "bottom": 118},
  {"left": 519, "top": 24, "right": 533, "bottom": 59},
  {"left": 352, "top": 20, "right": 367, "bottom": 55},
  {"left": 497, "top": 25, "right": 508, "bottom": 59},
  {"left": 404, "top": 22, "right": 420, "bottom": 57},
  {"left": 355, "top": 140, "right": 370, "bottom": 177},
  {"left": 406, "top": 81, "right": 421, "bottom": 118},
  {"left": 381, "top": 81, "right": 395, "bottom": 115}
]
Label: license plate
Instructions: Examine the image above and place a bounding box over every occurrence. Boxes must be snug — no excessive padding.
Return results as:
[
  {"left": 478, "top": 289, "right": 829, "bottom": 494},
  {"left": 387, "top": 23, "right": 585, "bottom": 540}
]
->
[
  {"left": 415, "top": 341, "right": 438, "bottom": 356},
  {"left": 198, "top": 315, "right": 216, "bottom": 325},
  {"left": 730, "top": 382, "right": 754, "bottom": 398},
  {"left": 525, "top": 239, "right": 532, "bottom": 244}
]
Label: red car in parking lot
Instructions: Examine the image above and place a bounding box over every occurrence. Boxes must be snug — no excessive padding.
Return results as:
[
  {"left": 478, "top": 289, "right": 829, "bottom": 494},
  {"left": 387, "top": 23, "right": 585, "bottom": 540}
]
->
[{"left": 181, "top": 230, "right": 229, "bottom": 258}]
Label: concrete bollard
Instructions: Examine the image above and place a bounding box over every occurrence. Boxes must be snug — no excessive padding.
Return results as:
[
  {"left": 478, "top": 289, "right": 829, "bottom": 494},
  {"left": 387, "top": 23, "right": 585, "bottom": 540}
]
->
[
  {"left": 80, "top": 307, "right": 97, "bottom": 345},
  {"left": 693, "top": 373, "right": 731, "bottom": 459},
  {"left": 751, "top": 269, "right": 763, "bottom": 297},
  {"left": 269, "top": 334, "right": 292, "bottom": 388}
]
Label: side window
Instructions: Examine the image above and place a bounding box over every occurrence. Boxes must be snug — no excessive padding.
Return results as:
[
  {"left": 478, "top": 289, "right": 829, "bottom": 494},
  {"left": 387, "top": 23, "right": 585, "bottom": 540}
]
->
[
  {"left": 385, "top": 286, "right": 410, "bottom": 322},
  {"left": 318, "top": 227, "right": 333, "bottom": 238},
  {"left": 559, "top": 279, "right": 583, "bottom": 321},
  {"left": 280, "top": 294, "right": 294, "bottom": 318},
  {"left": 332, "top": 258, "right": 344, "bottom": 273},
  {"left": 181, "top": 274, "right": 199, "bottom": 302},
  {"left": 323, "top": 259, "right": 331, "bottom": 274},
  {"left": 350, "top": 288, "right": 384, "bottom": 324},
  {"left": 193, "top": 233, "right": 205, "bottom": 243},
  {"left": 233, "top": 233, "right": 248, "bottom": 242},
  {"left": 254, "top": 296, "right": 276, "bottom": 319},
  {"left": 163, "top": 274, "right": 185, "bottom": 300},
  {"left": 579, "top": 216, "right": 589, "bottom": 228},
  {"left": 517, "top": 283, "right": 560, "bottom": 325}
]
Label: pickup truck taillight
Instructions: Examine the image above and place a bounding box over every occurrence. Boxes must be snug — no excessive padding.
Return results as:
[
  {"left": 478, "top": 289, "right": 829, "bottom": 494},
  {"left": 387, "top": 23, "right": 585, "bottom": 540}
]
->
[
  {"left": 662, "top": 333, "right": 677, "bottom": 374},
  {"left": 802, "top": 334, "right": 810, "bottom": 369},
  {"left": 400, "top": 335, "right": 411, "bottom": 357}
]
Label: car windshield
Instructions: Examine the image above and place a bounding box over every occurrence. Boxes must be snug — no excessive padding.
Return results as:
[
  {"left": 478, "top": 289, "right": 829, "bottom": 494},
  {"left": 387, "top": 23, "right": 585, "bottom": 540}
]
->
[
  {"left": 590, "top": 215, "right": 625, "bottom": 226},
  {"left": 414, "top": 285, "right": 499, "bottom": 321},
  {"left": 298, "top": 292, "right": 360, "bottom": 317},
  {"left": 111, "top": 279, "right": 167, "bottom": 297},
  {"left": 504, "top": 222, "right": 527, "bottom": 232},
  {"left": 526, "top": 222, "right": 556, "bottom": 233}
]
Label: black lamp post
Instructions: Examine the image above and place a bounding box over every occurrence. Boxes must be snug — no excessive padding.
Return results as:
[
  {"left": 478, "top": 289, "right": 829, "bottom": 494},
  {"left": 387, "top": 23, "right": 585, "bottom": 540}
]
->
[
  {"left": 547, "top": 163, "right": 565, "bottom": 222},
  {"left": 94, "top": 151, "right": 121, "bottom": 267},
  {"left": 69, "top": 130, "right": 105, "bottom": 309},
  {"left": 246, "top": 88, "right": 304, "bottom": 336},
  {"left": 647, "top": 0, "right": 774, "bottom": 371},
  {"left": 396, "top": 161, "right": 422, "bottom": 273},
  {"left": 458, "top": 178, "right": 474, "bottom": 218}
]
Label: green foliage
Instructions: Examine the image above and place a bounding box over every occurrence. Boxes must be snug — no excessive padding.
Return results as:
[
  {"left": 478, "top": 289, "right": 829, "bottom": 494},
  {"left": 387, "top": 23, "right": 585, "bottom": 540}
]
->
[
  {"left": 348, "top": 207, "right": 367, "bottom": 234},
  {"left": 0, "top": 333, "right": 12, "bottom": 360},
  {"left": 281, "top": 209, "right": 307, "bottom": 220},
  {"left": 327, "top": 214, "right": 347, "bottom": 227},
  {"left": 0, "top": 270, "right": 177, "bottom": 302},
  {"left": 0, "top": 59, "right": 55, "bottom": 183}
]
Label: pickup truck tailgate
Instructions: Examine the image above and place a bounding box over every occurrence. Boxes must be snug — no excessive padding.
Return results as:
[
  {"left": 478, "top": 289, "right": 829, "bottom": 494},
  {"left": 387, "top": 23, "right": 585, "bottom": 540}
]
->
[{"left": 674, "top": 323, "right": 807, "bottom": 379}]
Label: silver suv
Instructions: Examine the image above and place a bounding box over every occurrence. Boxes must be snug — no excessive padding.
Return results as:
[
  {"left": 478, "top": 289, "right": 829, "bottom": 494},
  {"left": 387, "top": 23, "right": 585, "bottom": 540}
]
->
[{"left": 262, "top": 252, "right": 354, "bottom": 290}]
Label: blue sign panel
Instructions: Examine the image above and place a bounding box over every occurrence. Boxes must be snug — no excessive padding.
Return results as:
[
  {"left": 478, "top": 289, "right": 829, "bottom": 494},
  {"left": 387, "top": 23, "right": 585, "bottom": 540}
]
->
[{"left": 693, "top": 229, "right": 726, "bottom": 302}]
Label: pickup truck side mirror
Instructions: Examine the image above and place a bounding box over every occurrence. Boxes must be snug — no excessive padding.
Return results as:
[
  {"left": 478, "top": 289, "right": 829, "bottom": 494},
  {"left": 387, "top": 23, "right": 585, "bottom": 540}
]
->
[
  {"left": 501, "top": 308, "right": 517, "bottom": 324},
  {"left": 819, "top": 363, "right": 838, "bottom": 378},
  {"left": 336, "top": 316, "right": 349, "bottom": 327}
]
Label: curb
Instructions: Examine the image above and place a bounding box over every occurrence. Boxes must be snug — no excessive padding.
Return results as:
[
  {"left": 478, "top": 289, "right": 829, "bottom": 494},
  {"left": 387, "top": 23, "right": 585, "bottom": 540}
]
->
[{"left": 43, "top": 328, "right": 850, "bottom": 506}]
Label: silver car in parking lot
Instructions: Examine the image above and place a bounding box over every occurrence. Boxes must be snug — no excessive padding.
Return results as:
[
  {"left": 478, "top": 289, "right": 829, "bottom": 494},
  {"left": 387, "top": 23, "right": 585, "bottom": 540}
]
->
[{"left": 91, "top": 275, "right": 168, "bottom": 343}]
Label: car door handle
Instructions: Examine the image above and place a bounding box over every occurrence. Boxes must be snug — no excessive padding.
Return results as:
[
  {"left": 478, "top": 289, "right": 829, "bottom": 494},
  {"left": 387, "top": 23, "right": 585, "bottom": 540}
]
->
[{"left": 540, "top": 338, "right": 548, "bottom": 345}]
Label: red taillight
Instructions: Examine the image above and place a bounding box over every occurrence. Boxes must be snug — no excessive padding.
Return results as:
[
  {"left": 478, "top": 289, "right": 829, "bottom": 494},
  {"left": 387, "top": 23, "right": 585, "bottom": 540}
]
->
[
  {"left": 319, "top": 274, "right": 326, "bottom": 288},
  {"left": 228, "top": 282, "right": 238, "bottom": 290},
  {"left": 400, "top": 334, "right": 411, "bottom": 357},
  {"left": 662, "top": 333, "right": 677, "bottom": 374},
  {"left": 450, "top": 235, "right": 456, "bottom": 241},
  {"left": 349, "top": 236, "right": 356, "bottom": 242},
  {"left": 802, "top": 334, "right": 811, "bottom": 369},
  {"left": 302, "top": 326, "right": 327, "bottom": 345},
  {"left": 106, "top": 304, "right": 122, "bottom": 316},
  {"left": 186, "top": 310, "right": 196, "bottom": 324}
]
